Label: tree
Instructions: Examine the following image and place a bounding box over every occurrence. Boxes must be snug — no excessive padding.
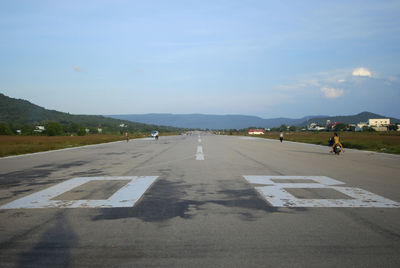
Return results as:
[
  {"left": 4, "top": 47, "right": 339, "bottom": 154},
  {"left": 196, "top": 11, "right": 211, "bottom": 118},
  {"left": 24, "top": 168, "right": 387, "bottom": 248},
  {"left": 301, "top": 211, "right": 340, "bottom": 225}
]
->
[
  {"left": 45, "top": 122, "right": 63, "bottom": 136},
  {"left": 89, "top": 127, "right": 98, "bottom": 134},
  {"left": 334, "top": 123, "right": 347, "bottom": 131},
  {"left": 348, "top": 125, "right": 356, "bottom": 132},
  {"left": 77, "top": 127, "right": 86, "bottom": 136},
  {"left": 0, "top": 123, "right": 12, "bottom": 135},
  {"left": 362, "top": 126, "right": 376, "bottom": 132},
  {"left": 63, "top": 123, "right": 81, "bottom": 134},
  {"left": 21, "top": 124, "right": 33, "bottom": 135},
  {"left": 279, "top": 124, "right": 287, "bottom": 131},
  {"left": 289, "top": 126, "right": 297, "bottom": 132},
  {"left": 388, "top": 124, "right": 398, "bottom": 131}
]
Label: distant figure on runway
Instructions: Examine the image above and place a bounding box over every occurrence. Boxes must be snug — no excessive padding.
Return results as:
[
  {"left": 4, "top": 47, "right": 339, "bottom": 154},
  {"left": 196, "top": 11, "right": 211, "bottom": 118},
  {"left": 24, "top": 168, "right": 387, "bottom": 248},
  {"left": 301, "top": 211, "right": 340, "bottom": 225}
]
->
[
  {"left": 125, "top": 132, "right": 129, "bottom": 142},
  {"left": 280, "top": 132, "right": 284, "bottom": 143}
]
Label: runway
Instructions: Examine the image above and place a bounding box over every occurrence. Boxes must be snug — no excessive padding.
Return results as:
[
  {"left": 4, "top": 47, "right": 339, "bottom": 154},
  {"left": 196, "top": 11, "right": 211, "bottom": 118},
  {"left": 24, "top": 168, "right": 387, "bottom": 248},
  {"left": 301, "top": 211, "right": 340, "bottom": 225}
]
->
[{"left": 0, "top": 133, "right": 399, "bottom": 267}]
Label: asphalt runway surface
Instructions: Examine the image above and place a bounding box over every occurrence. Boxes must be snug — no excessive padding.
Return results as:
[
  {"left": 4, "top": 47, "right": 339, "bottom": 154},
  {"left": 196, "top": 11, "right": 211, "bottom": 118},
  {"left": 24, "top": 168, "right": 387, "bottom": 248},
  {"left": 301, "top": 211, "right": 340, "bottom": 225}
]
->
[{"left": 0, "top": 133, "right": 399, "bottom": 267}]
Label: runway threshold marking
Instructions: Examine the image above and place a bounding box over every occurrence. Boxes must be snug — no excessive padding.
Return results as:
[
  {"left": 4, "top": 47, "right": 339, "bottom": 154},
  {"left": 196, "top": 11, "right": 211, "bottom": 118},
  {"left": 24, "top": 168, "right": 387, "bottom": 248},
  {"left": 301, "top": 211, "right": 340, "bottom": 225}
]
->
[
  {"left": 0, "top": 176, "right": 158, "bottom": 209},
  {"left": 244, "top": 176, "right": 400, "bottom": 208}
]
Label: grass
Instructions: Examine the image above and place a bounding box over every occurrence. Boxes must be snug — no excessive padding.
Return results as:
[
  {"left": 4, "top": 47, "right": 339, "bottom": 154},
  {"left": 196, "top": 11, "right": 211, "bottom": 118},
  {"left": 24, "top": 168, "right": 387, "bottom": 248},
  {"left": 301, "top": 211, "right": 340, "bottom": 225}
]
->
[
  {"left": 0, "top": 134, "right": 150, "bottom": 157},
  {"left": 255, "top": 131, "right": 400, "bottom": 154}
]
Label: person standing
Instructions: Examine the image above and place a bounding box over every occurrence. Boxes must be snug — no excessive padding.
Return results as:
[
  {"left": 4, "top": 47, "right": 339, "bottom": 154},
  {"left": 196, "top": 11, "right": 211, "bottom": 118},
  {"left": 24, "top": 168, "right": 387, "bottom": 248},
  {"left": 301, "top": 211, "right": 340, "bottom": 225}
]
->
[
  {"left": 280, "top": 131, "right": 284, "bottom": 143},
  {"left": 125, "top": 132, "right": 129, "bottom": 142}
]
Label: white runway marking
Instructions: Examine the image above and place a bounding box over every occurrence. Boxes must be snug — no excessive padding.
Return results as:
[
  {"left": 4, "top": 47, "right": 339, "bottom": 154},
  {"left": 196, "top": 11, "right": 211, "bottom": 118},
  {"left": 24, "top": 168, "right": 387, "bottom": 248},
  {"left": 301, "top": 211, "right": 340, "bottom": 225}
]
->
[
  {"left": 239, "top": 137, "right": 258, "bottom": 140},
  {"left": 244, "top": 176, "right": 400, "bottom": 208},
  {"left": 196, "top": 145, "right": 204, "bottom": 160},
  {"left": 0, "top": 176, "right": 158, "bottom": 209}
]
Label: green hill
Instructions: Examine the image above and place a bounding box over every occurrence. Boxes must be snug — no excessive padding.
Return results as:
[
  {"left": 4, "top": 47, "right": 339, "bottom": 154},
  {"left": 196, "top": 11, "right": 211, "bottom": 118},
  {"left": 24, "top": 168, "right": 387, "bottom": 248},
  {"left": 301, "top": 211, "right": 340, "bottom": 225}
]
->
[{"left": 0, "top": 93, "right": 181, "bottom": 134}]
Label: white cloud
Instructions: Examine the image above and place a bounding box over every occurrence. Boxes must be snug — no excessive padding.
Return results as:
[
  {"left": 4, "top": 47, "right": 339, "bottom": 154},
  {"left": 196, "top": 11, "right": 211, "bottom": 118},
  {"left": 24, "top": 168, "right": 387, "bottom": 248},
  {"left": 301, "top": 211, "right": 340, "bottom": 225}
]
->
[
  {"left": 73, "top": 65, "right": 83, "bottom": 72},
  {"left": 321, "top": 86, "right": 344, "bottom": 99},
  {"left": 338, "top": 79, "right": 345, "bottom": 83},
  {"left": 352, "top": 67, "right": 372, "bottom": 77}
]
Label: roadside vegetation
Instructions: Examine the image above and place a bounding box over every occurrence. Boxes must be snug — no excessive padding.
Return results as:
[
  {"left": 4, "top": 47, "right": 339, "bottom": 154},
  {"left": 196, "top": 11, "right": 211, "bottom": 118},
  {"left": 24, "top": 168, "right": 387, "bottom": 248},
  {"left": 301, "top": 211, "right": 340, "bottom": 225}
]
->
[
  {"left": 0, "top": 119, "right": 187, "bottom": 157},
  {"left": 0, "top": 131, "right": 182, "bottom": 158},
  {"left": 219, "top": 128, "right": 400, "bottom": 155},
  {"left": 265, "top": 131, "right": 400, "bottom": 154},
  {"left": 0, "top": 135, "right": 123, "bottom": 157}
]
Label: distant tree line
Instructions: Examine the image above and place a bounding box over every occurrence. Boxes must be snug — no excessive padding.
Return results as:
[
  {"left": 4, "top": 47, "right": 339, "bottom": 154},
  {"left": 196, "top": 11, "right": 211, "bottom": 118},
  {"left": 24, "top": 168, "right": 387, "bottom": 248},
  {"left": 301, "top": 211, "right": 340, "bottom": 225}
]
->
[
  {"left": 0, "top": 93, "right": 184, "bottom": 136},
  {"left": 0, "top": 121, "right": 183, "bottom": 136},
  {"left": 215, "top": 123, "right": 398, "bottom": 135}
]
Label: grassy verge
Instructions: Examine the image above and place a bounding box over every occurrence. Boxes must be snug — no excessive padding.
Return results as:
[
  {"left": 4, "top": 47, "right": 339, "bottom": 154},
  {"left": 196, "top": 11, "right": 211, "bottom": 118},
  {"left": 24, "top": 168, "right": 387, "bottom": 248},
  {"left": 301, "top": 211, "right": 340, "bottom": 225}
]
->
[
  {"left": 239, "top": 132, "right": 400, "bottom": 155},
  {"left": 0, "top": 134, "right": 138, "bottom": 157},
  {"left": 0, "top": 132, "right": 182, "bottom": 157}
]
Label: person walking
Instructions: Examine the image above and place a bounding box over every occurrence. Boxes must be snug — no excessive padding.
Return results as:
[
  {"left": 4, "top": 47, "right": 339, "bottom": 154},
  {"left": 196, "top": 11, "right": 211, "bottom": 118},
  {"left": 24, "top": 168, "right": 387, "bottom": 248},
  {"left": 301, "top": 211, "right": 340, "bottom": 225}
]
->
[
  {"left": 125, "top": 132, "right": 129, "bottom": 142},
  {"left": 280, "top": 131, "right": 284, "bottom": 143}
]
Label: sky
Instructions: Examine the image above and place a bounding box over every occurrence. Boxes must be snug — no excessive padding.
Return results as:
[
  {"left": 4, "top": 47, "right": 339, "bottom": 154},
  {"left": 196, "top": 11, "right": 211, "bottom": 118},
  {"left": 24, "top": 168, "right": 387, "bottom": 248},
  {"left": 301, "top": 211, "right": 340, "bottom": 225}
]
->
[{"left": 1, "top": 0, "right": 400, "bottom": 119}]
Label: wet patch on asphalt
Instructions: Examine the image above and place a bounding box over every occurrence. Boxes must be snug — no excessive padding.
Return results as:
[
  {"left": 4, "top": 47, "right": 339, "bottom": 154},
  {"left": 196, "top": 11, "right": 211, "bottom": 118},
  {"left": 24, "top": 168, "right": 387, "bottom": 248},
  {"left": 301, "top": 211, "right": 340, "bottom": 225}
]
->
[
  {"left": 92, "top": 178, "right": 202, "bottom": 222},
  {"left": 213, "top": 188, "right": 277, "bottom": 213},
  {"left": 0, "top": 161, "right": 89, "bottom": 188},
  {"left": 92, "top": 178, "right": 278, "bottom": 222},
  {"left": 71, "top": 169, "right": 105, "bottom": 177},
  {"left": 15, "top": 211, "right": 78, "bottom": 267},
  {"left": 56, "top": 161, "right": 87, "bottom": 169}
]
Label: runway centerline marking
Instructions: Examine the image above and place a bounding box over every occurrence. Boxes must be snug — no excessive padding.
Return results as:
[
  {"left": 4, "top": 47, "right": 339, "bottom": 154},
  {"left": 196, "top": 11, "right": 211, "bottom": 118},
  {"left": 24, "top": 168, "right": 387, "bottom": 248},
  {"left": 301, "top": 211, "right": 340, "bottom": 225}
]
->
[
  {"left": 244, "top": 176, "right": 400, "bottom": 208},
  {"left": 0, "top": 176, "right": 158, "bottom": 209},
  {"left": 196, "top": 145, "right": 204, "bottom": 160}
]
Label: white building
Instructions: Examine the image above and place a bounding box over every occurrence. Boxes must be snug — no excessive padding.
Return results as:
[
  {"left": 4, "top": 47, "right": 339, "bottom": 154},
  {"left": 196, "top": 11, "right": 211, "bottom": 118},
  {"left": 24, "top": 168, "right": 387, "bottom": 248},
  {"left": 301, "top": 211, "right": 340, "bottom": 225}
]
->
[
  {"left": 248, "top": 129, "right": 265, "bottom": 135},
  {"left": 368, "top": 118, "right": 390, "bottom": 127},
  {"left": 34, "top": 126, "right": 45, "bottom": 133},
  {"left": 357, "top": 122, "right": 368, "bottom": 128},
  {"left": 369, "top": 118, "right": 390, "bottom": 131},
  {"left": 308, "top": 123, "right": 325, "bottom": 131}
]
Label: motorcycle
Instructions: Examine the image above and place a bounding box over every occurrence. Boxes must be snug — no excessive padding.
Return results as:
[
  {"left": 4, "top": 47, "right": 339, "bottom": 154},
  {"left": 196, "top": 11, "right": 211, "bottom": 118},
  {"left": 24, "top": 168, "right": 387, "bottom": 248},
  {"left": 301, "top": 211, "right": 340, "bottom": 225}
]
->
[{"left": 334, "top": 144, "right": 341, "bottom": 155}]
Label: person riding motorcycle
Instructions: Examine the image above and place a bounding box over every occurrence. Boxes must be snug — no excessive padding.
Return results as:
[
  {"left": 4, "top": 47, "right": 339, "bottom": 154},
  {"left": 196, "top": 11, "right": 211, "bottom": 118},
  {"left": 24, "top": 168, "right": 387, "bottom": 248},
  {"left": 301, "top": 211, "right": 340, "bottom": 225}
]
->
[{"left": 331, "top": 132, "right": 344, "bottom": 153}]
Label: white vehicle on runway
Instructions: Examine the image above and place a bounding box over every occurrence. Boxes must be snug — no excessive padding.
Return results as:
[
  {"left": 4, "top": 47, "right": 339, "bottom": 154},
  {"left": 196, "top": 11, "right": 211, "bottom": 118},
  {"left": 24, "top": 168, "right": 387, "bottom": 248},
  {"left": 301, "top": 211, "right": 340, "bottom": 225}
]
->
[{"left": 151, "top": 131, "right": 159, "bottom": 140}]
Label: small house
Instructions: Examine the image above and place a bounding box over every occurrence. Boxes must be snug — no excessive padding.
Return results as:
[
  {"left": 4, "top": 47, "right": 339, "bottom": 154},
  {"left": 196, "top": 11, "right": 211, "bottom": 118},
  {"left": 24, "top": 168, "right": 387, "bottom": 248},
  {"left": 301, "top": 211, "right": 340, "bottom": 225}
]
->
[{"left": 248, "top": 129, "right": 265, "bottom": 135}]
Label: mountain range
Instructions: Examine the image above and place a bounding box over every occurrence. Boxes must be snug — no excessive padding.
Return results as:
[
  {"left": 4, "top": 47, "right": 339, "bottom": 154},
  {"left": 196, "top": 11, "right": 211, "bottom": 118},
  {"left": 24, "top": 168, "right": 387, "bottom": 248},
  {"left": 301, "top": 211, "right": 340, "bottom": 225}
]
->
[
  {"left": 1, "top": 93, "right": 398, "bottom": 130},
  {"left": 0, "top": 93, "right": 180, "bottom": 132},
  {"left": 108, "top": 112, "right": 400, "bottom": 130}
]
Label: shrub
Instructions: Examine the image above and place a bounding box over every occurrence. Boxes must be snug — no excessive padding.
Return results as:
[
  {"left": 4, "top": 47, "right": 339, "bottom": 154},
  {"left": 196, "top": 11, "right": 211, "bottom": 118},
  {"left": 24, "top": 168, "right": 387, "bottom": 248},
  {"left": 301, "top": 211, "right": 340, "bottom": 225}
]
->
[
  {"left": 0, "top": 123, "right": 12, "bottom": 135},
  {"left": 45, "top": 122, "right": 63, "bottom": 136}
]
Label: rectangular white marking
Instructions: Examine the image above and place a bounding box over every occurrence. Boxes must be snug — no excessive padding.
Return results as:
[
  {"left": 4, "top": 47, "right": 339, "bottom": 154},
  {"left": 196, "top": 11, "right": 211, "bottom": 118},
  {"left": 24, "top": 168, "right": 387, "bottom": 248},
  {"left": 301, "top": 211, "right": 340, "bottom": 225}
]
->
[
  {"left": 196, "top": 145, "right": 205, "bottom": 160},
  {"left": 244, "top": 176, "right": 400, "bottom": 208},
  {"left": 0, "top": 176, "right": 158, "bottom": 209}
]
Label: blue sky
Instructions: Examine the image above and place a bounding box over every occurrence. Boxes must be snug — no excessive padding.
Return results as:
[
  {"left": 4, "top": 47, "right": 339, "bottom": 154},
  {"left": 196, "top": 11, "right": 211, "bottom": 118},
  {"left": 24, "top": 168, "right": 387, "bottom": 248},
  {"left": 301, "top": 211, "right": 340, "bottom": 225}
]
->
[{"left": 1, "top": 0, "right": 400, "bottom": 118}]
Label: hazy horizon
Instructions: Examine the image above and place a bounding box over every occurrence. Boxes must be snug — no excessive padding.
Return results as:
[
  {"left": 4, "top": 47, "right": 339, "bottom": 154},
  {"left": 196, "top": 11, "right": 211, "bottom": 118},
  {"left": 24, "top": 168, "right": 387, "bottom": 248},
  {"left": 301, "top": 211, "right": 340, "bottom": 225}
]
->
[{"left": 1, "top": 1, "right": 399, "bottom": 118}]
